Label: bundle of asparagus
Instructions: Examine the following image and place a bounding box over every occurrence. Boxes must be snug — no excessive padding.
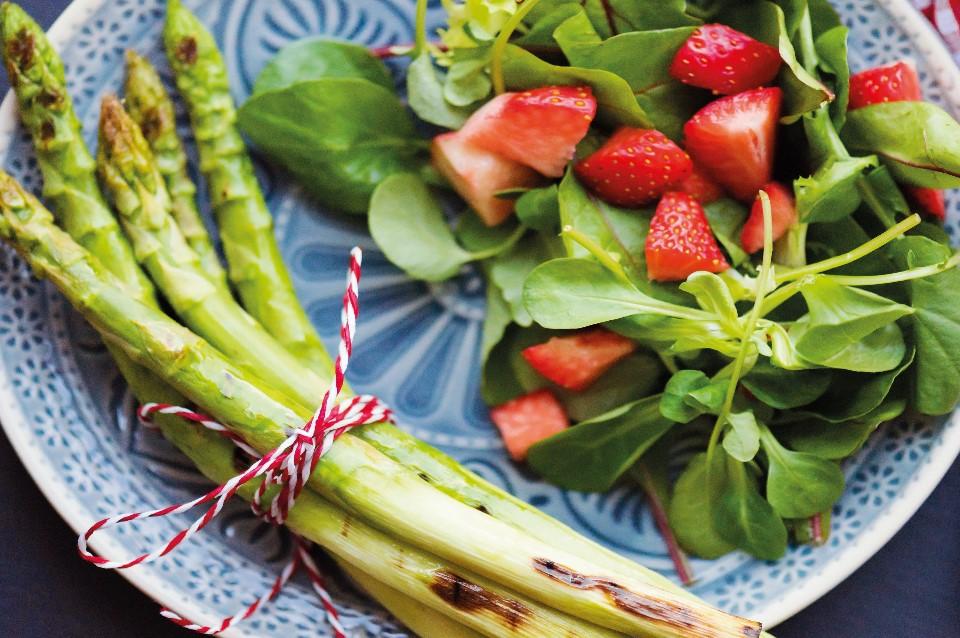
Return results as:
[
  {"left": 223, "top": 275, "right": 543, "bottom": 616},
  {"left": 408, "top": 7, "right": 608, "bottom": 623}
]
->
[{"left": 0, "top": 2, "right": 764, "bottom": 636}]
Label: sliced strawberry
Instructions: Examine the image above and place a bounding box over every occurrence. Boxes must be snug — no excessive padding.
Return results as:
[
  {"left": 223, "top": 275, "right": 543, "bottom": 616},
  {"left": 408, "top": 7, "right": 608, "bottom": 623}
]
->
[
  {"left": 740, "top": 181, "right": 798, "bottom": 253},
  {"left": 907, "top": 186, "right": 946, "bottom": 221},
  {"left": 848, "top": 61, "right": 921, "bottom": 109},
  {"left": 646, "top": 191, "right": 729, "bottom": 281},
  {"left": 432, "top": 131, "right": 542, "bottom": 226},
  {"left": 490, "top": 389, "right": 570, "bottom": 461},
  {"left": 521, "top": 329, "right": 637, "bottom": 391},
  {"left": 669, "top": 24, "right": 782, "bottom": 95},
  {"left": 678, "top": 164, "right": 725, "bottom": 203},
  {"left": 460, "top": 86, "right": 596, "bottom": 178},
  {"left": 574, "top": 128, "right": 693, "bottom": 207},
  {"left": 683, "top": 87, "right": 782, "bottom": 201}
]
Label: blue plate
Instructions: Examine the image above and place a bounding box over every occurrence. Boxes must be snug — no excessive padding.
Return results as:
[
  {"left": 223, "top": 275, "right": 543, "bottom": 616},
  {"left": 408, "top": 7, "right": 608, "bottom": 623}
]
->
[{"left": 2, "top": 0, "right": 960, "bottom": 635}]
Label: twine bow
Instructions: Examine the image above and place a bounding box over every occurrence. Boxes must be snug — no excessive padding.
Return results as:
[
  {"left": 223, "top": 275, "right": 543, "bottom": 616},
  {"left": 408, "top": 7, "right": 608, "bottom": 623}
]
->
[{"left": 78, "top": 247, "right": 392, "bottom": 636}]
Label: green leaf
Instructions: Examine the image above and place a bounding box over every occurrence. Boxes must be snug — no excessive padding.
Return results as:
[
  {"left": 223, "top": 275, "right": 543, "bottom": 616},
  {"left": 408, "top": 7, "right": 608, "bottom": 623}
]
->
[
  {"left": 608, "top": 313, "right": 736, "bottom": 356},
  {"left": 481, "top": 282, "right": 513, "bottom": 365},
  {"left": 252, "top": 38, "right": 393, "bottom": 95},
  {"left": 842, "top": 102, "right": 960, "bottom": 188},
  {"left": 558, "top": 171, "right": 646, "bottom": 278},
  {"left": 814, "top": 25, "right": 850, "bottom": 128},
  {"left": 489, "top": 234, "right": 560, "bottom": 326},
  {"left": 369, "top": 174, "right": 470, "bottom": 281},
  {"left": 552, "top": 10, "right": 702, "bottom": 140},
  {"left": 668, "top": 453, "right": 736, "bottom": 559},
  {"left": 805, "top": 214, "right": 896, "bottom": 276},
  {"left": 443, "top": 46, "right": 494, "bottom": 107},
  {"left": 780, "top": 398, "right": 907, "bottom": 459},
  {"left": 791, "top": 278, "right": 913, "bottom": 371},
  {"left": 723, "top": 411, "right": 761, "bottom": 462},
  {"left": 858, "top": 165, "right": 912, "bottom": 222},
  {"left": 720, "top": 1, "right": 831, "bottom": 120},
  {"left": 799, "top": 346, "right": 915, "bottom": 422},
  {"left": 517, "top": 3, "right": 582, "bottom": 46},
  {"left": 715, "top": 456, "right": 788, "bottom": 560},
  {"left": 407, "top": 53, "right": 474, "bottom": 129},
  {"left": 515, "top": 185, "right": 560, "bottom": 232},
  {"left": 481, "top": 323, "right": 527, "bottom": 405},
  {"left": 455, "top": 213, "right": 522, "bottom": 253},
  {"left": 527, "top": 395, "right": 674, "bottom": 491},
  {"left": 500, "top": 44, "right": 652, "bottom": 128},
  {"left": 527, "top": 0, "right": 700, "bottom": 38},
  {"left": 680, "top": 272, "right": 740, "bottom": 332},
  {"left": 238, "top": 78, "right": 422, "bottom": 213},
  {"left": 661, "top": 370, "right": 711, "bottom": 423},
  {"left": 795, "top": 155, "right": 878, "bottom": 223},
  {"left": 742, "top": 358, "right": 832, "bottom": 409},
  {"left": 760, "top": 424, "right": 845, "bottom": 519},
  {"left": 524, "top": 258, "right": 702, "bottom": 330},
  {"left": 704, "top": 199, "right": 750, "bottom": 266},
  {"left": 888, "top": 235, "right": 960, "bottom": 414}
]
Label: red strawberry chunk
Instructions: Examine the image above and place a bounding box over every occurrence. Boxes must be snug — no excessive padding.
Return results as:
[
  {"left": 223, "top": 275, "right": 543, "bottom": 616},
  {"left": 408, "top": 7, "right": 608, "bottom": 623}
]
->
[
  {"left": 432, "top": 131, "right": 542, "bottom": 226},
  {"left": 646, "top": 191, "right": 729, "bottom": 281},
  {"left": 848, "top": 61, "right": 921, "bottom": 110},
  {"left": 670, "top": 24, "right": 782, "bottom": 95},
  {"left": 907, "top": 186, "right": 946, "bottom": 221},
  {"left": 521, "top": 328, "right": 637, "bottom": 391},
  {"left": 575, "top": 128, "right": 693, "bottom": 207},
  {"left": 490, "top": 390, "right": 570, "bottom": 461},
  {"left": 740, "top": 181, "right": 798, "bottom": 253},
  {"left": 460, "top": 86, "right": 597, "bottom": 178},
  {"left": 684, "top": 87, "right": 782, "bottom": 201},
  {"left": 679, "top": 164, "right": 725, "bottom": 203}
]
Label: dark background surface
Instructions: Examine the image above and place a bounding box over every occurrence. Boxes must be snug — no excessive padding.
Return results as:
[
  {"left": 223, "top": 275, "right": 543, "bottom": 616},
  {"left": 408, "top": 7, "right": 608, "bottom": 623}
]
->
[{"left": 0, "top": 1, "right": 958, "bottom": 636}]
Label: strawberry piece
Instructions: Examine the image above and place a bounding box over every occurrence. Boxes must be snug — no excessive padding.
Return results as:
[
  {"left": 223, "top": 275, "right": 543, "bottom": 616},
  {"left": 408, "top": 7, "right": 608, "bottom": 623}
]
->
[
  {"left": 907, "top": 186, "right": 946, "bottom": 221},
  {"left": 683, "top": 87, "right": 782, "bottom": 201},
  {"left": 490, "top": 390, "right": 570, "bottom": 461},
  {"left": 521, "top": 329, "right": 637, "bottom": 391},
  {"left": 678, "top": 164, "right": 725, "bottom": 203},
  {"left": 432, "top": 131, "right": 542, "bottom": 226},
  {"left": 460, "top": 86, "right": 597, "bottom": 178},
  {"left": 669, "top": 24, "right": 782, "bottom": 95},
  {"left": 740, "top": 181, "right": 798, "bottom": 253},
  {"left": 848, "top": 60, "right": 921, "bottom": 109},
  {"left": 646, "top": 191, "right": 729, "bottom": 281},
  {"left": 574, "top": 128, "right": 693, "bottom": 207}
]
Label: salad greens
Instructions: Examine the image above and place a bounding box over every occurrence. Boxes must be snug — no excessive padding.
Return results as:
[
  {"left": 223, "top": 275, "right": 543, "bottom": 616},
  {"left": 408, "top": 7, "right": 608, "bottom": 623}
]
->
[{"left": 238, "top": 0, "right": 960, "bottom": 567}]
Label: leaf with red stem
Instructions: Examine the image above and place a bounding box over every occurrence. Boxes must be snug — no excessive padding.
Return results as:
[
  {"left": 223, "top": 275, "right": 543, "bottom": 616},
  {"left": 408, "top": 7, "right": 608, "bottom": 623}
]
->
[{"left": 632, "top": 462, "right": 696, "bottom": 586}]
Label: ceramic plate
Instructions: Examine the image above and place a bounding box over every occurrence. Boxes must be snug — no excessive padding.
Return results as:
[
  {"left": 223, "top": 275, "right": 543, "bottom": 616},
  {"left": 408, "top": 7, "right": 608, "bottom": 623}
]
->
[{"left": 1, "top": 0, "right": 959, "bottom": 635}]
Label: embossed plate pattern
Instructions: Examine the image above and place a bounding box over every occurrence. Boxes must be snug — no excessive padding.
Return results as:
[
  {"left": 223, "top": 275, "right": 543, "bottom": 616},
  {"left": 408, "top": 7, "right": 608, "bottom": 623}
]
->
[{"left": 1, "top": 1, "right": 959, "bottom": 635}]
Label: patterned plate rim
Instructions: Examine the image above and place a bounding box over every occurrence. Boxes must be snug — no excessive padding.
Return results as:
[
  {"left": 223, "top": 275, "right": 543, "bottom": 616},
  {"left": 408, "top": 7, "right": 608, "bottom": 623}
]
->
[{"left": 0, "top": 0, "right": 959, "bottom": 632}]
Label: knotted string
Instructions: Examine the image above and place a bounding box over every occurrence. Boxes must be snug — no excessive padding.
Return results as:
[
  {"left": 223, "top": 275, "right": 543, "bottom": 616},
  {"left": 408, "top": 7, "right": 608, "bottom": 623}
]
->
[{"left": 78, "top": 247, "right": 393, "bottom": 636}]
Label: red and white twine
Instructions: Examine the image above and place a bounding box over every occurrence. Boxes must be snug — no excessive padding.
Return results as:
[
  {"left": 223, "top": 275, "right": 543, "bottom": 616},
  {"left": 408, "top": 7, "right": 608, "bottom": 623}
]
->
[{"left": 78, "top": 247, "right": 393, "bottom": 636}]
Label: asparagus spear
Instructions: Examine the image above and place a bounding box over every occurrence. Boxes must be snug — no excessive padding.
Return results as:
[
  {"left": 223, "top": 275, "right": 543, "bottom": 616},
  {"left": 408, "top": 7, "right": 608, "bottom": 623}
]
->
[
  {"left": 117, "top": 332, "right": 608, "bottom": 638},
  {"left": 162, "top": 0, "right": 332, "bottom": 373},
  {"left": 0, "top": 1, "right": 155, "bottom": 302},
  {"left": 96, "top": 93, "right": 336, "bottom": 408},
  {"left": 0, "top": 174, "right": 760, "bottom": 638},
  {"left": 123, "top": 49, "right": 227, "bottom": 289},
  {"left": 334, "top": 560, "right": 488, "bottom": 638}
]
